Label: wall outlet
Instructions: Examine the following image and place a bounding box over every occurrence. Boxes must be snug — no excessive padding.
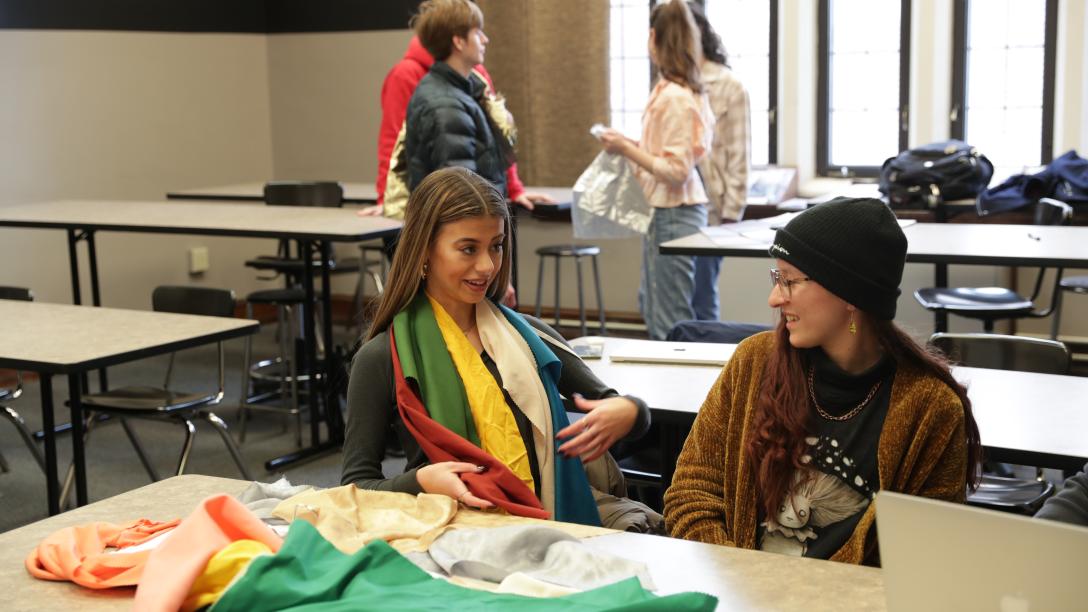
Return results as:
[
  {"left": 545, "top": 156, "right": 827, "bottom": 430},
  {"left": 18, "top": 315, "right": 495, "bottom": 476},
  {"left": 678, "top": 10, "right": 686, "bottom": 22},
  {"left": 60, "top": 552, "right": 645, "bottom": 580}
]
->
[{"left": 188, "top": 246, "right": 209, "bottom": 275}]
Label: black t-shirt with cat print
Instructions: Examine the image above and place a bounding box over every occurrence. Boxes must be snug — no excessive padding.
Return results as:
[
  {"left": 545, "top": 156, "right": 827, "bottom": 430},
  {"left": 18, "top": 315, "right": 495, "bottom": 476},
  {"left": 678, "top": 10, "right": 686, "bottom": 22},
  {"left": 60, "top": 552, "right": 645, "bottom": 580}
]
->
[{"left": 758, "top": 349, "right": 896, "bottom": 559}]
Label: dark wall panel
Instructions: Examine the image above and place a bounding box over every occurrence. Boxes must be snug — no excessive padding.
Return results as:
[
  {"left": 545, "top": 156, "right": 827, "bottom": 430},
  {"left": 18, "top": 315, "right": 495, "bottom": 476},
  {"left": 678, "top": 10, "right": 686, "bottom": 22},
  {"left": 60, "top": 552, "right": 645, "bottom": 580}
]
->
[
  {"left": 0, "top": 0, "right": 422, "bottom": 33},
  {"left": 267, "top": 0, "right": 423, "bottom": 33},
  {"left": 0, "top": 0, "right": 267, "bottom": 32}
]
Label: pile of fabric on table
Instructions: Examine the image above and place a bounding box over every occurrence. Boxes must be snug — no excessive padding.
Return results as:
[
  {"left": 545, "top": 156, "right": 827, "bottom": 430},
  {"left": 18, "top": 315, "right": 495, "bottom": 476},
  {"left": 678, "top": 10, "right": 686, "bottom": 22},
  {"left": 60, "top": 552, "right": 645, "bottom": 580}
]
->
[{"left": 26, "top": 479, "right": 717, "bottom": 611}]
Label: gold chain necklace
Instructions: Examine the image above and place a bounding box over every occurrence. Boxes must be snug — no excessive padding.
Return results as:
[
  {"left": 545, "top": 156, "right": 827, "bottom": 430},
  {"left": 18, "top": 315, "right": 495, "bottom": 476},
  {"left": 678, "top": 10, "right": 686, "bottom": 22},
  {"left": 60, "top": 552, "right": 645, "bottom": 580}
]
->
[{"left": 807, "top": 365, "right": 882, "bottom": 422}]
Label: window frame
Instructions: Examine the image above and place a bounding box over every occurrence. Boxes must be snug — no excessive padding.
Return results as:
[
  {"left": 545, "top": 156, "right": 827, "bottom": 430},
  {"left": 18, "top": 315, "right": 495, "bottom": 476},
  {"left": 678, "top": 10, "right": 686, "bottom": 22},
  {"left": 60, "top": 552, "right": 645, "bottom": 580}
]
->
[
  {"left": 949, "top": 0, "right": 1058, "bottom": 166},
  {"left": 816, "top": 0, "right": 912, "bottom": 178}
]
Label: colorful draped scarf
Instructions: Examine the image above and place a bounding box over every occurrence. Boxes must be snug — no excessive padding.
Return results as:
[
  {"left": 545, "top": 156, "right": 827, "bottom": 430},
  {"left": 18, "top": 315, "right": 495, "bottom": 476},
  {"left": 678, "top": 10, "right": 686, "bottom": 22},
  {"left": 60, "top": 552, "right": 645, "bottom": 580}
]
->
[{"left": 390, "top": 292, "right": 600, "bottom": 525}]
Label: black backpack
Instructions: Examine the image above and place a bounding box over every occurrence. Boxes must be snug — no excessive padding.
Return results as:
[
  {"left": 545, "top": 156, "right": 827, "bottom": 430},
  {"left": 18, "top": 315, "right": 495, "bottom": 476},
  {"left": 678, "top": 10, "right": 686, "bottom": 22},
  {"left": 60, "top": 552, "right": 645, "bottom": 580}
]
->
[{"left": 878, "top": 140, "right": 994, "bottom": 209}]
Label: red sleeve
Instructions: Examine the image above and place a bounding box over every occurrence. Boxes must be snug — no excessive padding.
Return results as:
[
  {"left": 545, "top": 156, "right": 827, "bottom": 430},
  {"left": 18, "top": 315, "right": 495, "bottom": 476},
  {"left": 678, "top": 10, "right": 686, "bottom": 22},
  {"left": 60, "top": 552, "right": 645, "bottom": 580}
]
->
[
  {"left": 376, "top": 62, "right": 424, "bottom": 204},
  {"left": 506, "top": 164, "right": 525, "bottom": 200}
]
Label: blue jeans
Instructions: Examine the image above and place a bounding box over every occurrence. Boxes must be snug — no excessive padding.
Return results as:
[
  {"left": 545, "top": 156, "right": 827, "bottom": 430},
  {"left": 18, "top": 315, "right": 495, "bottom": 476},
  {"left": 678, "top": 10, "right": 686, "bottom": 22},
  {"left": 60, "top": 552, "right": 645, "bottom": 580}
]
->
[
  {"left": 640, "top": 204, "right": 707, "bottom": 340},
  {"left": 692, "top": 255, "right": 723, "bottom": 320}
]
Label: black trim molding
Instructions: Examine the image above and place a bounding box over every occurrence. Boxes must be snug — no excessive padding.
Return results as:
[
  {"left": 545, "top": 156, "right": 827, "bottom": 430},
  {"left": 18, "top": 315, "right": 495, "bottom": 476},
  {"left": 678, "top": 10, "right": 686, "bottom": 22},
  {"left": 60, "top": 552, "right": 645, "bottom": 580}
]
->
[{"left": 0, "top": 0, "right": 423, "bottom": 33}]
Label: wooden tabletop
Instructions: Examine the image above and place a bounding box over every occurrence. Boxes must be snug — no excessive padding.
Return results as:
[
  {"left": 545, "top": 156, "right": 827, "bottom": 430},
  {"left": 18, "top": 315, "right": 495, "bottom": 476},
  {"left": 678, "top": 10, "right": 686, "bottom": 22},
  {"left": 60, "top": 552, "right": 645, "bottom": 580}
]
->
[
  {"left": 661, "top": 222, "right": 1088, "bottom": 268},
  {"left": 578, "top": 337, "right": 1088, "bottom": 471},
  {"left": 0, "top": 199, "right": 402, "bottom": 242},
  {"left": 0, "top": 301, "right": 258, "bottom": 373},
  {"left": 0, "top": 475, "right": 886, "bottom": 611}
]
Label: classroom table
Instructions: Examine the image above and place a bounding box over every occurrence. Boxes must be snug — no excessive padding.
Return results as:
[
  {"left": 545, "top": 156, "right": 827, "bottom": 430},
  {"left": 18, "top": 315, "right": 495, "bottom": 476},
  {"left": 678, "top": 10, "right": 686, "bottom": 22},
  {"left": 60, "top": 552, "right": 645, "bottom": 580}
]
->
[
  {"left": 660, "top": 221, "right": 1088, "bottom": 332},
  {"left": 578, "top": 337, "right": 1088, "bottom": 484},
  {"left": 167, "top": 181, "right": 381, "bottom": 203},
  {"left": 660, "top": 221, "right": 1088, "bottom": 267},
  {"left": 165, "top": 182, "right": 573, "bottom": 297},
  {"left": 165, "top": 182, "right": 574, "bottom": 218},
  {"left": 0, "top": 301, "right": 258, "bottom": 516},
  {"left": 0, "top": 474, "right": 887, "bottom": 611},
  {"left": 0, "top": 199, "right": 401, "bottom": 472}
]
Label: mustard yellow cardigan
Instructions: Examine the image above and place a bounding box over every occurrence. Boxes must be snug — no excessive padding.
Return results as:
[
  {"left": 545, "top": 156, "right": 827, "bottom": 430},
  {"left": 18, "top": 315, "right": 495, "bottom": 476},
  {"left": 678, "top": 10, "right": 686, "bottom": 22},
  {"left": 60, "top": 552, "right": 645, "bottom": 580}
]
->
[{"left": 663, "top": 332, "right": 968, "bottom": 565}]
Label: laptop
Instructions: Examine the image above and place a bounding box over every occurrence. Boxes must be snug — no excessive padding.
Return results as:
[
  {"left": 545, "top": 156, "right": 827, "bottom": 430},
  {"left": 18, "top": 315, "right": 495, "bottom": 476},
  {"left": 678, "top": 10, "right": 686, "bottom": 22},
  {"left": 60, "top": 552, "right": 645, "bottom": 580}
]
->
[
  {"left": 608, "top": 340, "right": 735, "bottom": 367},
  {"left": 876, "top": 490, "right": 1087, "bottom": 612}
]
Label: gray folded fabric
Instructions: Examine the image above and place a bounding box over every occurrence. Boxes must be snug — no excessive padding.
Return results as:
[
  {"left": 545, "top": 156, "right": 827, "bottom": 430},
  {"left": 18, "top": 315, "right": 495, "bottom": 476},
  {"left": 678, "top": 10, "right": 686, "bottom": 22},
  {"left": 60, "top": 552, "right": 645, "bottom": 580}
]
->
[
  {"left": 235, "top": 477, "right": 315, "bottom": 520},
  {"left": 428, "top": 525, "right": 655, "bottom": 591}
]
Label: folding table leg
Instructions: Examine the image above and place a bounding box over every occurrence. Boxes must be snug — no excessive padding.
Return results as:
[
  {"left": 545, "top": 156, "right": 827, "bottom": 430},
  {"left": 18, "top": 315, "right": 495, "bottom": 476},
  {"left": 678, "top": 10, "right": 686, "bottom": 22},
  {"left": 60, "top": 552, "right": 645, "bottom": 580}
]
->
[{"left": 39, "top": 374, "right": 60, "bottom": 515}]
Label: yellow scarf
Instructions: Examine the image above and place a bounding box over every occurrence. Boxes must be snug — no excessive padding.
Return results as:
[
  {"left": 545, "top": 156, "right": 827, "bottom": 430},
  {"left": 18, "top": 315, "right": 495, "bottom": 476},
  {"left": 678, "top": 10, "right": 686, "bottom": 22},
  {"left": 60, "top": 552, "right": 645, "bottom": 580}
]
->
[{"left": 429, "top": 296, "right": 535, "bottom": 493}]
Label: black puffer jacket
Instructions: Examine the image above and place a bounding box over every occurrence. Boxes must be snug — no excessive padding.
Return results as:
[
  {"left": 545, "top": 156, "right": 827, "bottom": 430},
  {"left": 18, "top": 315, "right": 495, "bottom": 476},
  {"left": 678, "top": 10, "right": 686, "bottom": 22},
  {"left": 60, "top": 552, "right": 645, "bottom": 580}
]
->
[{"left": 404, "top": 61, "right": 509, "bottom": 196}]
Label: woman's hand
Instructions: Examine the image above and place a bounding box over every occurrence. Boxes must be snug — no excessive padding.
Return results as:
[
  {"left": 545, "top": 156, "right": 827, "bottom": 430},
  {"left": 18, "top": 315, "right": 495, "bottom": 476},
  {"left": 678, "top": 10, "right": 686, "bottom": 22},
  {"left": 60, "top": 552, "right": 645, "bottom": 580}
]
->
[
  {"left": 513, "top": 191, "right": 557, "bottom": 211},
  {"left": 555, "top": 394, "right": 638, "bottom": 462},
  {"left": 356, "top": 205, "right": 383, "bottom": 217},
  {"left": 416, "top": 462, "right": 494, "bottom": 509},
  {"left": 599, "top": 128, "right": 631, "bottom": 156}
]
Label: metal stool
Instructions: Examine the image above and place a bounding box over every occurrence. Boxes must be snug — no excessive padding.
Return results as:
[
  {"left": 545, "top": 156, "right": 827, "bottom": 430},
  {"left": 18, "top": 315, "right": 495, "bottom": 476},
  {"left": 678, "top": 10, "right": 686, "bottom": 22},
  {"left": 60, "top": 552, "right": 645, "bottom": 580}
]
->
[
  {"left": 238, "top": 288, "right": 311, "bottom": 447},
  {"left": 349, "top": 242, "right": 389, "bottom": 336},
  {"left": 533, "top": 244, "right": 606, "bottom": 336}
]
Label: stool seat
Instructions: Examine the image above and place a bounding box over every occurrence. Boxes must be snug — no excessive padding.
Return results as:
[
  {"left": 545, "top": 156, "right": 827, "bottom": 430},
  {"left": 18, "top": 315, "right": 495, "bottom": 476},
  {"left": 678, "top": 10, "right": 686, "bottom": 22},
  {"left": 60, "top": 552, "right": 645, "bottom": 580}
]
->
[
  {"left": 1060, "top": 275, "right": 1088, "bottom": 293},
  {"left": 245, "top": 288, "right": 307, "bottom": 304},
  {"left": 536, "top": 244, "right": 601, "bottom": 257},
  {"left": 81, "top": 386, "right": 219, "bottom": 413},
  {"left": 534, "top": 243, "right": 605, "bottom": 337},
  {"left": 914, "top": 287, "right": 1034, "bottom": 312}
]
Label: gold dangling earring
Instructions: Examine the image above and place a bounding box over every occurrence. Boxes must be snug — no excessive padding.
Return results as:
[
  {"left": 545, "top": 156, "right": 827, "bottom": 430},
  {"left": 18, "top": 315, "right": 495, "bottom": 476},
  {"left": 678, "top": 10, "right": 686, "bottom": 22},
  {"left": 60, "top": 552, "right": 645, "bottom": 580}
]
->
[
  {"left": 849, "top": 313, "right": 857, "bottom": 335},
  {"left": 421, "top": 263, "right": 429, "bottom": 279}
]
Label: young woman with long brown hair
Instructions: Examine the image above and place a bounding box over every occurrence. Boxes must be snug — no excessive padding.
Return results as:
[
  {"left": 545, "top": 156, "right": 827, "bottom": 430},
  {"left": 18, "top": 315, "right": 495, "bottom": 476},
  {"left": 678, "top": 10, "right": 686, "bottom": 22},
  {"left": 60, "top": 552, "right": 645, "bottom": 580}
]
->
[
  {"left": 664, "top": 197, "right": 982, "bottom": 564},
  {"left": 599, "top": 0, "right": 713, "bottom": 340},
  {"left": 341, "top": 167, "right": 651, "bottom": 527}
]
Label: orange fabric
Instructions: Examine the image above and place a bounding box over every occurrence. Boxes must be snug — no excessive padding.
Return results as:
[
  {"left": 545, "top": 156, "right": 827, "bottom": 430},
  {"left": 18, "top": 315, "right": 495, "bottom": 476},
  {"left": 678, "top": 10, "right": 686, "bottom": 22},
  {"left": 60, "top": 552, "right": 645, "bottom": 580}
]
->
[
  {"left": 134, "top": 494, "right": 283, "bottom": 612},
  {"left": 25, "top": 518, "right": 180, "bottom": 589}
]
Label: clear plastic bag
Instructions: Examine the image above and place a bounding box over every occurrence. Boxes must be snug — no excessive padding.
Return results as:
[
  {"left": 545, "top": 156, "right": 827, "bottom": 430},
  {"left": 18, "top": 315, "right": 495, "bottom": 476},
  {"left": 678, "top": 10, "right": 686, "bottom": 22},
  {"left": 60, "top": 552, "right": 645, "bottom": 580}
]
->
[{"left": 571, "top": 151, "right": 651, "bottom": 239}]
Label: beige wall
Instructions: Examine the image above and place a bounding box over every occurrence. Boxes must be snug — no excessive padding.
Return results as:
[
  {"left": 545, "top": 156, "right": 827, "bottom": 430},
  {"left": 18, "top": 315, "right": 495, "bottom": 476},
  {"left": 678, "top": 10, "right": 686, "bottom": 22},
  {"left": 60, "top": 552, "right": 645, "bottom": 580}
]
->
[
  {"left": 267, "top": 29, "right": 412, "bottom": 183},
  {"left": 0, "top": 31, "right": 276, "bottom": 308}
]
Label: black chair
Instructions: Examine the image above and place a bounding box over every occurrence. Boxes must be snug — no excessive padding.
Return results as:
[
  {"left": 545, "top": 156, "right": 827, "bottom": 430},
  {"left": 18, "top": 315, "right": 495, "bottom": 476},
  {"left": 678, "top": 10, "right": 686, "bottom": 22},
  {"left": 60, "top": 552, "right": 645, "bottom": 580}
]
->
[
  {"left": 609, "top": 321, "right": 773, "bottom": 510},
  {"left": 914, "top": 198, "right": 1073, "bottom": 332},
  {"left": 1049, "top": 274, "right": 1088, "bottom": 339},
  {"left": 929, "top": 332, "right": 1067, "bottom": 514},
  {"left": 666, "top": 320, "right": 772, "bottom": 344},
  {"left": 0, "top": 286, "right": 47, "bottom": 475},
  {"left": 239, "top": 181, "right": 355, "bottom": 446},
  {"left": 59, "top": 286, "right": 252, "bottom": 506}
]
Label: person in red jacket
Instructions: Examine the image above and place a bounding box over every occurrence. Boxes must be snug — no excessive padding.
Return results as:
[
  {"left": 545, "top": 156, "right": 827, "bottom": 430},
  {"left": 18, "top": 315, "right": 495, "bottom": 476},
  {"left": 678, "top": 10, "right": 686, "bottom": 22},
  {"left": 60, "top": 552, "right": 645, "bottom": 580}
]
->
[{"left": 366, "top": 35, "right": 554, "bottom": 214}]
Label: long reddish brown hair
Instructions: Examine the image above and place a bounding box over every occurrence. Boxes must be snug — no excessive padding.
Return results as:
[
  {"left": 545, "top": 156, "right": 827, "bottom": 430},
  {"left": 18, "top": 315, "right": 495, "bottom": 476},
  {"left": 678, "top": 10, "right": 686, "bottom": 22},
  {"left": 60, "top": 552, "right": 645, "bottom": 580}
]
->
[{"left": 745, "top": 315, "right": 983, "bottom": 518}]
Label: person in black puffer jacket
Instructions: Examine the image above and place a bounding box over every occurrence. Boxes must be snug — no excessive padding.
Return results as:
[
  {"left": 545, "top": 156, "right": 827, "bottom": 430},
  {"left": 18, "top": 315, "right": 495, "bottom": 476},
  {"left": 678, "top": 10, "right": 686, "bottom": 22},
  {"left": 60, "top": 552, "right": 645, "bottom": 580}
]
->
[{"left": 404, "top": 0, "right": 509, "bottom": 197}]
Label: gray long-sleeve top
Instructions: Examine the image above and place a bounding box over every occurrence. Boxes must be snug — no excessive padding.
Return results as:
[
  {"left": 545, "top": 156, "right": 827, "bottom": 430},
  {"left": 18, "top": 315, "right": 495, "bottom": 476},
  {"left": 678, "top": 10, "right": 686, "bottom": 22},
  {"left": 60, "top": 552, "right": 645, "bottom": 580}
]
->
[
  {"left": 1034, "top": 462, "right": 1088, "bottom": 526},
  {"left": 340, "top": 315, "right": 650, "bottom": 495}
]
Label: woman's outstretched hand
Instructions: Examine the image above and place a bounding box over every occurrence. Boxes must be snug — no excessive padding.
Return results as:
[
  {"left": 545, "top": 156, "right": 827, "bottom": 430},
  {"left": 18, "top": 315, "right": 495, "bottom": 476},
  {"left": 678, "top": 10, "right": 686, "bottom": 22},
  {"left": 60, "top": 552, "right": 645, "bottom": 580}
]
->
[
  {"left": 416, "top": 462, "right": 494, "bottom": 509},
  {"left": 555, "top": 394, "right": 638, "bottom": 462}
]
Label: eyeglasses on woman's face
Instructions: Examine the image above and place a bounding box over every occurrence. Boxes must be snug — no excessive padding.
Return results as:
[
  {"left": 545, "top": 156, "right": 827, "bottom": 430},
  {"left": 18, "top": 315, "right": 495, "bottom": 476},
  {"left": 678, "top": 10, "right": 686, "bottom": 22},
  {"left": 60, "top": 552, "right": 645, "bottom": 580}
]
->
[{"left": 769, "top": 268, "right": 812, "bottom": 300}]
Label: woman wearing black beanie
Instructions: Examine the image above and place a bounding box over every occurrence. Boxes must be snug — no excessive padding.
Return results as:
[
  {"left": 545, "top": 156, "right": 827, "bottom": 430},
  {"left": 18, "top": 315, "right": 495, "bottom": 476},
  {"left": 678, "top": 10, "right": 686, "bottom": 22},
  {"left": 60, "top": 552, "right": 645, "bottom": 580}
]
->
[{"left": 664, "top": 197, "right": 982, "bottom": 565}]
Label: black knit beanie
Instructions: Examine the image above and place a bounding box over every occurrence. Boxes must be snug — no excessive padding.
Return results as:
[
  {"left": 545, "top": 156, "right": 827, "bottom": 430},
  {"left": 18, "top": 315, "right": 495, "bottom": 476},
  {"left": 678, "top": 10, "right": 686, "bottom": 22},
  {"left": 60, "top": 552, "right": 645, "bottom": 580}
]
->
[{"left": 768, "top": 197, "right": 907, "bottom": 320}]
